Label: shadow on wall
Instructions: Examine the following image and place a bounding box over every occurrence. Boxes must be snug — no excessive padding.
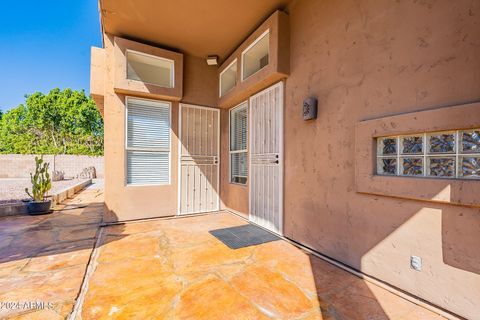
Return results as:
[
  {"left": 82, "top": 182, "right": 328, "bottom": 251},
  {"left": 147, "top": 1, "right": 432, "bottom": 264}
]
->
[
  {"left": 359, "top": 183, "right": 480, "bottom": 277},
  {"left": 442, "top": 205, "right": 480, "bottom": 275}
]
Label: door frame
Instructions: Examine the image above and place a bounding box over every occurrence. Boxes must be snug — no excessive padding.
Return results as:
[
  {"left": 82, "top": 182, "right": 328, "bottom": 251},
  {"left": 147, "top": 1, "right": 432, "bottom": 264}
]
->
[
  {"left": 177, "top": 103, "right": 220, "bottom": 215},
  {"left": 248, "top": 81, "right": 284, "bottom": 235}
]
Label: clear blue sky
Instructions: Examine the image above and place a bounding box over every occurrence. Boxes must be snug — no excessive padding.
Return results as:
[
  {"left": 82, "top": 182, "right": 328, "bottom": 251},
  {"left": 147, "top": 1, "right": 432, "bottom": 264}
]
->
[{"left": 0, "top": 1, "right": 102, "bottom": 112}]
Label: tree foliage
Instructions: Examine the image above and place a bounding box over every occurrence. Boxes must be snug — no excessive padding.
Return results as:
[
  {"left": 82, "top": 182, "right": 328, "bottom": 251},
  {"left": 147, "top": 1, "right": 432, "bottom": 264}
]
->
[{"left": 0, "top": 88, "right": 103, "bottom": 155}]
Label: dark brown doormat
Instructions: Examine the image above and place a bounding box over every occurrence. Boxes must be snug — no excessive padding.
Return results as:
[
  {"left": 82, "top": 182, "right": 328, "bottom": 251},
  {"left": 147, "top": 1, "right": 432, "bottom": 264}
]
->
[{"left": 209, "top": 224, "right": 280, "bottom": 249}]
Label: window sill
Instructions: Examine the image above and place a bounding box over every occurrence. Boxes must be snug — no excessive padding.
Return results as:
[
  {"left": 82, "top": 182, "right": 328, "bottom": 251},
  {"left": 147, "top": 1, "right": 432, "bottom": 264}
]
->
[
  {"left": 355, "top": 102, "right": 480, "bottom": 207},
  {"left": 229, "top": 182, "right": 248, "bottom": 187},
  {"left": 125, "top": 183, "right": 171, "bottom": 187}
]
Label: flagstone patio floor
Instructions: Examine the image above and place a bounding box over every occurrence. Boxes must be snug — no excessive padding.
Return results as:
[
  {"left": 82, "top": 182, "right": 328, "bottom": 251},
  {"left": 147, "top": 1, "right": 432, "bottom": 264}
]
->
[{"left": 0, "top": 188, "right": 447, "bottom": 319}]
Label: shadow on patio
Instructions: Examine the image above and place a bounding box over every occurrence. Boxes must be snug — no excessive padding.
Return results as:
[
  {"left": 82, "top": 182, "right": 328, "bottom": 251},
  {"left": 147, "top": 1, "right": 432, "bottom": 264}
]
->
[
  {"left": 77, "top": 211, "right": 445, "bottom": 319},
  {"left": 0, "top": 186, "right": 447, "bottom": 319},
  {"left": 0, "top": 186, "right": 126, "bottom": 319}
]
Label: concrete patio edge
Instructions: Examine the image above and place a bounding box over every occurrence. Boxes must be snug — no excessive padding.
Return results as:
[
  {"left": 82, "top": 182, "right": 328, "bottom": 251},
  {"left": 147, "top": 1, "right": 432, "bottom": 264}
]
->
[{"left": 0, "top": 179, "right": 92, "bottom": 217}]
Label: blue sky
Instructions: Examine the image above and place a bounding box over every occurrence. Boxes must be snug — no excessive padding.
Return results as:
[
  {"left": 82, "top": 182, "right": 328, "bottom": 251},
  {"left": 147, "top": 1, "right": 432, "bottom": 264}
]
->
[{"left": 0, "top": 1, "right": 102, "bottom": 112}]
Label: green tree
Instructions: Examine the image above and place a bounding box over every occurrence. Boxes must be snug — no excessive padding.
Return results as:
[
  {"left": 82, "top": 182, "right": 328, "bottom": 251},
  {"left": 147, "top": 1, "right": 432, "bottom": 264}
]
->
[{"left": 0, "top": 88, "right": 103, "bottom": 155}]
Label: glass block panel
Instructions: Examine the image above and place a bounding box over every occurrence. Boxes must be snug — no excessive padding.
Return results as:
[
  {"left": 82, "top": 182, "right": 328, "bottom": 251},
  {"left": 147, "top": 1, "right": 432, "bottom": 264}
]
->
[
  {"left": 427, "top": 157, "right": 455, "bottom": 177},
  {"left": 460, "top": 130, "right": 480, "bottom": 153},
  {"left": 377, "top": 157, "right": 397, "bottom": 175},
  {"left": 377, "top": 137, "right": 397, "bottom": 155},
  {"left": 401, "top": 135, "right": 423, "bottom": 154},
  {"left": 459, "top": 156, "right": 480, "bottom": 178},
  {"left": 401, "top": 157, "right": 423, "bottom": 176},
  {"left": 428, "top": 132, "right": 455, "bottom": 154}
]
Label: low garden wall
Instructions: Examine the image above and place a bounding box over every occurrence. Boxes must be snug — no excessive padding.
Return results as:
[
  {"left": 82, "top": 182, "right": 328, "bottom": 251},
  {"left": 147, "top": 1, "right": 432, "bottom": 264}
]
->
[{"left": 0, "top": 154, "right": 104, "bottom": 178}]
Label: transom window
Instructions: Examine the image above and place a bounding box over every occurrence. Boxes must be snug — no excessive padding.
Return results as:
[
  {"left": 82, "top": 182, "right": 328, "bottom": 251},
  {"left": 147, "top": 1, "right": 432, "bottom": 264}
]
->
[
  {"left": 126, "top": 97, "right": 171, "bottom": 185},
  {"left": 377, "top": 129, "right": 480, "bottom": 179},
  {"left": 230, "top": 102, "right": 248, "bottom": 184},
  {"left": 126, "top": 50, "right": 174, "bottom": 88},
  {"left": 219, "top": 59, "right": 237, "bottom": 97},
  {"left": 242, "top": 30, "right": 269, "bottom": 81}
]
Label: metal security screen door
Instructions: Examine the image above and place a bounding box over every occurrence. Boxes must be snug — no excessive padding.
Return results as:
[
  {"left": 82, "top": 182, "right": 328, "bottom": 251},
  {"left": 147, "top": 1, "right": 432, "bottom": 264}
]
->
[
  {"left": 249, "top": 82, "right": 283, "bottom": 234},
  {"left": 179, "top": 104, "right": 220, "bottom": 214}
]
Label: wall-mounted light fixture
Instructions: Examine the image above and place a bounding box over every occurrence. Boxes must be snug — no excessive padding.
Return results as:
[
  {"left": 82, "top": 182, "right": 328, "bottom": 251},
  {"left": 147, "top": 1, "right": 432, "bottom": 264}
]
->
[
  {"left": 303, "top": 97, "right": 318, "bottom": 120},
  {"left": 206, "top": 55, "right": 218, "bottom": 66}
]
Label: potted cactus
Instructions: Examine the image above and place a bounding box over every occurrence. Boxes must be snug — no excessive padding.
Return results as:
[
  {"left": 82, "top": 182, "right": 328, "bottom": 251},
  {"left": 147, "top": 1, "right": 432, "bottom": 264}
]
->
[{"left": 25, "top": 156, "right": 52, "bottom": 215}]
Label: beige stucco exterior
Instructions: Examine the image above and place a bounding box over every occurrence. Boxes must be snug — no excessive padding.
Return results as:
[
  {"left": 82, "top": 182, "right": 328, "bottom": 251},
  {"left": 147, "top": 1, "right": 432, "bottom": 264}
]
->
[
  {"left": 91, "top": 0, "right": 480, "bottom": 318},
  {"left": 281, "top": 2, "right": 480, "bottom": 318},
  {"left": 97, "top": 34, "right": 218, "bottom": 222}
]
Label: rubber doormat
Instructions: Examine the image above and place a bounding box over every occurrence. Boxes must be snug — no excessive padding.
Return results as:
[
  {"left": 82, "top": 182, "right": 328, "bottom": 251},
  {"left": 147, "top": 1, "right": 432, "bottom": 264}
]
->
[{"left": 209, "top": 224, "right": 280, "bottom": 249}]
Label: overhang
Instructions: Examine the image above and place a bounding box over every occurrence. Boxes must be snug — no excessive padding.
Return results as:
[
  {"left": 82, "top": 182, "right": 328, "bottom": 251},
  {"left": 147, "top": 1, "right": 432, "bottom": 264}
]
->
[{"left": 99, "top": 0, "right": 292, "bottom": 62}]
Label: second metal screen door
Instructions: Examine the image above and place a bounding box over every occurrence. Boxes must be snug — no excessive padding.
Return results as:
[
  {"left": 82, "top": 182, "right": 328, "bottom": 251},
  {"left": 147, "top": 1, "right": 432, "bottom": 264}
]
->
[
  {"left": 178, "top": 104, "right": 220, "bottom": 214},
  {"left": 249, "top": 82, "right": 284, "bottom": 234}
]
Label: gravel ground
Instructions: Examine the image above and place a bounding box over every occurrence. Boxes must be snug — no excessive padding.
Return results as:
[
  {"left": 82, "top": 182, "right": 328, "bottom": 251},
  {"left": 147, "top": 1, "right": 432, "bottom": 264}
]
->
[{"left": 0, "top": 178, "right": 88, "bottom": 204}]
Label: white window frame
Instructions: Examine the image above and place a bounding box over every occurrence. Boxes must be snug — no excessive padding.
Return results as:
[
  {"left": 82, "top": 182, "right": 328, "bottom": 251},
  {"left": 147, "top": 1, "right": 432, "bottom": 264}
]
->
[
  {"left": 219, "top": 58, "right": 237, "bottom": 97},
  {"left": 125, "top": 96, "right": 172, "bottom": 186},
  {"left": 229, "top": 101, "right": 248, "bottom": 185},
  {"left": 241, "top": 29, "right": 270, "bottom": 82},
  {"left": 377, "top": 129, "right": 480, "bottom": 179},
  {"left": 126, "top": 49, "right": 175, "bottom": 88}
]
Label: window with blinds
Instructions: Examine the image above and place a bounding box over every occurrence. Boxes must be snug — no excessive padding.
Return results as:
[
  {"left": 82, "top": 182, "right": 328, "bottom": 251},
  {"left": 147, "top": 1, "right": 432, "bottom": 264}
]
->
[
  {"left": 230, "top": 102, "right": 248, "bottom": 184},
  {"left": 126, "top": 97, "right": 171, "bottom": 185}
]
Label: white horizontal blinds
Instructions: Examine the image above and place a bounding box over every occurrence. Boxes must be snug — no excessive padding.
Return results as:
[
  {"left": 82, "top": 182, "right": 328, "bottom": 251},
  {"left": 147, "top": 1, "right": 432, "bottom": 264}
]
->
[
  {"left": 126, "top": 98, "right": 170, "bottom": 185},
  {"left": 127, "top": 152, "right": 169, "bottom": 184},
  {"left": 230, "top": 104, "right": 247, "bottom": 150},
  {"left": 231, "top": 152, "right": 247, "bottom": 179},
  {"left": 230, "top": 102, "right": 248, "bottom": 184},
  {"left": 127, "top": 99, "right": 170, "bottom": 150}
]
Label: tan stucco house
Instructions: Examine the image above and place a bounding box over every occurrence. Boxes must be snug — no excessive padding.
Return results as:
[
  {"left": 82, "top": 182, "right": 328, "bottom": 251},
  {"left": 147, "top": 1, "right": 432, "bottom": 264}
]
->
[{"left": 90, "top": 1, "right": 480, "bottom": 318}]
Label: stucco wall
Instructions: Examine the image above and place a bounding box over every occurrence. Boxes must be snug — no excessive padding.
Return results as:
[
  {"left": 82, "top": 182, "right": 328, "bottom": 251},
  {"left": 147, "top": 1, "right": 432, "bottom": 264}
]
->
[
  {"left": 282, "top": 0, "right": 480, "bottom": 318},
  {"left": 0, "top": 154, "right": 104, "bottom": 178},
  {"left": 102, "top": 35, "right": 218, "bottom": 222},
  {"left": 96, "top": 1, "right": 480, "bottom": 317}
]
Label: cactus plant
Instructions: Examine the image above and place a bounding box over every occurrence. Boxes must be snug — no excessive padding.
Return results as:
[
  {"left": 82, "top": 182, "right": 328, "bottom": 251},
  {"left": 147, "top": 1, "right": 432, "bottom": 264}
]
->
[{"left": 25, "top": 156, "right": 52, "bottom": 202}]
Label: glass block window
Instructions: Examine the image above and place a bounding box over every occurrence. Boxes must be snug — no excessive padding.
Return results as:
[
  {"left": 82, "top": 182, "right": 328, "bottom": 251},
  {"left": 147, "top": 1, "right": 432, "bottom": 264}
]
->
[
  {"left": 377, "top": 129, "right": 480, "bottom": 179},
  {"left": 230, "top": 102, "right": 248, "bottom": 184}
]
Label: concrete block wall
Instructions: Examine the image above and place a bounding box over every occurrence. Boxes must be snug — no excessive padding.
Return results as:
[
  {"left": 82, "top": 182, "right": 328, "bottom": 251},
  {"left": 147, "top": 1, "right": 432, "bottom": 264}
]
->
[{"left": 0, "top": 154, "right": 104, "bottom": 178}]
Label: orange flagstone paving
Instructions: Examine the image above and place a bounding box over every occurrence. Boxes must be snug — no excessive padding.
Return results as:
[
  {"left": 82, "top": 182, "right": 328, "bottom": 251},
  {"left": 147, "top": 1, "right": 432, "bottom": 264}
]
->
[
  {"left": 81, "top": 213, "right": 447, "bottom": 320},
  {"left": 0, "top": 187, "right": 448, "bottom": 319},
  {"left": 0, "top": 187, "right": 103, "bottom": 319}
]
